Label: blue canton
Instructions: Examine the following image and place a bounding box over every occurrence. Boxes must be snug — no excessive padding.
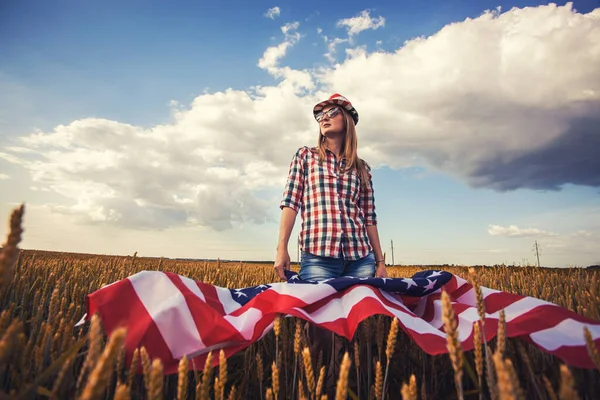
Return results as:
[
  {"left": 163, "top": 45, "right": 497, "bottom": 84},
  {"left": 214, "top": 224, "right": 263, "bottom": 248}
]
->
[
  {"left": 283, "top": 269, "right": 451, "bottom": 297},
  {"left": 228, "top": 284, "right": 271, "bottom": 306}
]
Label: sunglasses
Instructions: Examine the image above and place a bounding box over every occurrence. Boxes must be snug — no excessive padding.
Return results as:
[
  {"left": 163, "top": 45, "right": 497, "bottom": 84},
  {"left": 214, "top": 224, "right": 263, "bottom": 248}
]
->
[{"left": 315, "top": 107, "right": 341, "bottom": 122}]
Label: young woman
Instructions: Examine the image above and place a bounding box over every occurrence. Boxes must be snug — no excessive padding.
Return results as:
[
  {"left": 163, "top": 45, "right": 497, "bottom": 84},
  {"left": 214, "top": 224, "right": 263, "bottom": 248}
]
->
[{"left": 274, "top": 93, "right": 388, "bottom": 281}]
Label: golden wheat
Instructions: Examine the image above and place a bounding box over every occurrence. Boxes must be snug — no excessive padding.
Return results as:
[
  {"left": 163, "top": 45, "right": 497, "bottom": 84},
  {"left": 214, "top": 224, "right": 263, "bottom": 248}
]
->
[{"left": 0, "top": 201, "right": 599, "bottom": 399}]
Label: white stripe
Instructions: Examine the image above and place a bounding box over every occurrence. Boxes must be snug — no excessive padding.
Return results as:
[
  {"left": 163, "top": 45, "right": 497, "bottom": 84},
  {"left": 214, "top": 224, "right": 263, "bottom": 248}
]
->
[
  {"left": 179, "top": 275, "right": 205, "bottom": 302},
  {"left": 215, "top": 286, "right": 240, "bottom": 314},
  {"left": 128, "top": 271, "right": 204, "bottom": 358},
  {"left": 224, "top": 308, "right": 264, "bottom": 340},
  {"left": 292, "top": 286, "right": 447, "bottom": 339},
  {"left": 456, "top": 286, "right": 502, "bottom": 305},
  {"left": 530, "top": 319, "right": 600, "bottom": 351},
  {"left": 268, "top": 281, "right": 338, "bottom": 303},
  {"left": 426, "top": 299, "right": 445, "bottom": 330},
  {"left": 501, "top": 296, "right": 555, "bottom": 321},
  {"left": 455, "top": 307, "right": 479, "bottom": 341}
]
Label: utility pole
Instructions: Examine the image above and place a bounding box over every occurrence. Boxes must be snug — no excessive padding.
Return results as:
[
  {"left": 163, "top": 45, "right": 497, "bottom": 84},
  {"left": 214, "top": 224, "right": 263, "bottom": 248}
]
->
[
  {"left": 390, "top": 239, "right": 395, "bottom": 266},
  {"left": 534, "top": 240, "right": 541, "bottom": 267}
]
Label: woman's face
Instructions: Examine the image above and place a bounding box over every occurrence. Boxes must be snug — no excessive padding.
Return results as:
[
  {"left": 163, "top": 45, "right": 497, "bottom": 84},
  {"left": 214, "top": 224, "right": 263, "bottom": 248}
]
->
[{"left": 317, "top": 105, "right": 345, "bottom": 137}]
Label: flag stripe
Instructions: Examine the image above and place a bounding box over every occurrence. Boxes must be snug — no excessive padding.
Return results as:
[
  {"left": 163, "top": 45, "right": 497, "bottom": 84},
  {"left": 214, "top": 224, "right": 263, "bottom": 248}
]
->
[
  {"left": 83, "top": 269, "right": 600, "bottom": 374},
  {"left": 129, "top": 271, "right": 201, "bottom": 360}
]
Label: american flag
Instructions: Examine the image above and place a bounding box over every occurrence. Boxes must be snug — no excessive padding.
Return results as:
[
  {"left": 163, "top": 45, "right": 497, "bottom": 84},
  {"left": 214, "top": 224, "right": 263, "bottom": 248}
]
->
[{"left": 80, "top": 269, "right": 600, "bottom": 375}]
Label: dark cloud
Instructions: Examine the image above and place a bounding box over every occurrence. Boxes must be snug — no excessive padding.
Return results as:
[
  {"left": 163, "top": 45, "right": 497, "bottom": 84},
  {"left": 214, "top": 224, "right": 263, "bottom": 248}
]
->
[{"left": 469, "top": 110, "right": 600, "bottom": 191}]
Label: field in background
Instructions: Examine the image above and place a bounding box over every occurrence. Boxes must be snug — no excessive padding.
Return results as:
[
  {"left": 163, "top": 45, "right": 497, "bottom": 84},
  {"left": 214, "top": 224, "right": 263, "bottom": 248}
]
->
[{"left": 0, "top": 248, "right": 599, "bottom": 399}]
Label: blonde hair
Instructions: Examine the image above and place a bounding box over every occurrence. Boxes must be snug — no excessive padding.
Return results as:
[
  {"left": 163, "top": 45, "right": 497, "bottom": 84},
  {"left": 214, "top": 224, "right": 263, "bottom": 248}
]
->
[{"left": 316, "top": 108, "right": 370, "bottom": 188}]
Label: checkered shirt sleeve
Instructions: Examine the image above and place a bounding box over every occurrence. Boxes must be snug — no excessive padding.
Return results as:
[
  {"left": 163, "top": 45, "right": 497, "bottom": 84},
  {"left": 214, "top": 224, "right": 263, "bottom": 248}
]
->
[
  {"left": 279, "top": 147, "right": 306, "bottom": 213},
  {"left": 359, "top": 161, "right": 377, "bottom": 225}
]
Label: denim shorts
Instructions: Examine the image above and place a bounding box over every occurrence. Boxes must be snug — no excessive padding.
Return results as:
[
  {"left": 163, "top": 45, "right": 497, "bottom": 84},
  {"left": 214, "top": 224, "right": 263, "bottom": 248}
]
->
[{"left": 299, "top": 251, "right": 376, "bottom": 281}]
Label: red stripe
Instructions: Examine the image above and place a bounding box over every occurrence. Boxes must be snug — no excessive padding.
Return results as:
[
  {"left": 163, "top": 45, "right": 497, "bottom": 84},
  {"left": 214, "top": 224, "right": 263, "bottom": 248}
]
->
[
  {"left": 451, "top": 281, "right": 473, "bottom": 299},
  {"left": 520, "top": 336, "right": 600, "bottom": 369},
  {"left": 196, "top": 281, "right": 225, "bottom": 315},
  {"left": 86, "top": 278, "right": 174, "bottom": 374},
  {"left": 86, "top": 272, "right": 600, "bottom": 373},
  {"left": 228, "top": 289, "right": 310, "bottom": 317},
  {"left": 164, "top": 273, "right": 246, "bottom": 349}
]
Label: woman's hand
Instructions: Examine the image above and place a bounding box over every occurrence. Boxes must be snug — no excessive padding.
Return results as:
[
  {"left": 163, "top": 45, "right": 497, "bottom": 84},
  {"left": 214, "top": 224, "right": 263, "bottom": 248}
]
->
[
  {"left": 273, "top": 248, "right": 291, "bottom": 281},
  {"left": 375, "top": 262, "right": 388, "bottom": 278}
]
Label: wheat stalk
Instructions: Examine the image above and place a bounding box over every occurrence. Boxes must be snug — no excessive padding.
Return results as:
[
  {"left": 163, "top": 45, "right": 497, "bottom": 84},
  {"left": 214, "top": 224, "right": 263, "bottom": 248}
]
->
[
  {"left": 335, "top": 352, "right": 351, "bottom": 400},
  {"left": 148, "top": 358, "right": 164, "bottom": 400},
  {"left": 113, "top": 383, "right": 131, "bottom": 400},
  {"left": 558, "top": 365, "right": 580, "bottom": 400},
  {"left": 271, "top": 361, "right": 279, "bottom": 400},
  {"left": 400, "top": 374, "right": 417, "bottom": 400},
  {"left": 492, "top": 352, "right": 515, "bottom": 400},
  {"left": 178, "top": 355, "right": 188, "bottom": 400},
  {"left": 128, "top": 348, "right": 139, "bottom": 390},
  {"left": 383, "top": 317, "right": 399, "bottom": 399},
  {"left": 198, "top": 351, "right": 214, "bottom": 400},
  {"left": 0, "top": 203, "right": 24, "bottom": 287},
  {"left": 79, "top": 327, "right": 127, "bottom": 400},
  {"left": 441, "top": 290, "right": 464, "bottom": 400},
  {"left": 374, "top": 360, "right": 383, "bottom": 400},
  {"left": 542, "top": 375, "right": 558, "bottom": 400},
  {"left": 496, "top": 310, "right": 506, "bottom": 356},
  {"left": 473, "top": 320, "right": 483, "bottom": 399},
  {"left": 315, "top": 365, "right": 325, "bottom": 399},
  {"left": 219, "top": 349, "right": 227, "bottom": 400},
  {"left": 583, "top": 326, "right": 600, "bottom": 372},
  {"left": 302, "top": 347, "right": 316, "bottom": 396}
]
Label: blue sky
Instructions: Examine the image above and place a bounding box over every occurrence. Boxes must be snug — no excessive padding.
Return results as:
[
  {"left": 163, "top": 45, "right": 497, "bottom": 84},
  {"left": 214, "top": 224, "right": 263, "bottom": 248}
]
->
[{"left": 1, "top": 0, "right": 599, "bottom": 267}]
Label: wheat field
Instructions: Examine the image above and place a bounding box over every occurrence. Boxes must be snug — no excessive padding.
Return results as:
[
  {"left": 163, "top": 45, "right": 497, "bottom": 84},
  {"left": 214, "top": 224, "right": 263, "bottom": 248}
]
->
[{"left": 1, "top": 204, "right": 599, "bottom": 399}]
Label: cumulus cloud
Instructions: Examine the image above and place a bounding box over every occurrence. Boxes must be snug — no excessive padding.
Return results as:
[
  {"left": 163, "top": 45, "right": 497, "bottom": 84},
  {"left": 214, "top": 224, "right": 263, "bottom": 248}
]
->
[
  {"left": 4, "top": 3, "right": 600, "bottom": 231},
  {"left": 264, "top": 6, "right": 281, "bottom": 20},
  {"left": 488, "top": 225, "right": 558, "bottom": 238},
  {"left": 4, "top": 91, "right": 318, "bottom": 230},
  {"left": 336, "top": 10, "right": 385, "bottom": 38},
  {"left": 319, "top": 3, "right": 600, "bottom": 190}
]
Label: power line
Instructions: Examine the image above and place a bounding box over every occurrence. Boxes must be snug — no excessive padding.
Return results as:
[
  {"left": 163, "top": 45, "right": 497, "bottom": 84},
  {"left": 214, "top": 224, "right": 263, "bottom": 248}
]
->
[{"left": 534, "top": 240, "right": 541, "bottom": 267}]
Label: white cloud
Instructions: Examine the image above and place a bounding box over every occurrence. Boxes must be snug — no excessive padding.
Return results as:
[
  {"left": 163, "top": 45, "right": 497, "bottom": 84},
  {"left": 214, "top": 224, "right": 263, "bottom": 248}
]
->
[
  {"left": 257, "top": 22, "right": 314, "bottom": 90},
  {"left": 319, "top": 3, "right": 600, "bottom": 190},
  {"left": 258, "top": 41, "right": 293, "bottom": 70},
  {"left": 281, "top": 21, "right": 299, "bottom": 37},
  {"left": 488, "top": 224, "right": 558, "bottom": 238},
  {"left": 336, "top": 10, "right": 385, "bottom": 38},
  {"left": 324, "top": 37, "right": 348, "bottom": 62},
  {"left": 4, "top": 3, "right": 600, "bottom": 232},
  {"left": 264, "top": 7, "right": 280, "bottom": 20},
  {"left": 0, "top": 174, "right": 9, "bottom": 180},
  {"left": 7, "top": 89, "right": 318, "bottom": 230}
]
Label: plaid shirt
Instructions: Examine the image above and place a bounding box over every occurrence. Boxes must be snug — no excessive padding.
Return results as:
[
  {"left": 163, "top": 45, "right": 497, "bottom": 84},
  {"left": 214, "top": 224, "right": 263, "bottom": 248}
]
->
[{"left": 280, "top": 146, "right": 377, "bottom": 260}]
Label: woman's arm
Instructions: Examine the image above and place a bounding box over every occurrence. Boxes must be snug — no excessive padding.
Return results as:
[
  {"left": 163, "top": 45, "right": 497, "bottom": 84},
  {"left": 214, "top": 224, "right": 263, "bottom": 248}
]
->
[
  {"left": 359, "top": 161, "right": 388, "bottom": 277},
  {"left": 275, "top": 149, "right": 305, "bottom": 280},
  {"left": 367, "top": 224, "right": 388, "bottom": 277},
  {"left": 274, "top": 207, "right": 297, "bottom": 280}
]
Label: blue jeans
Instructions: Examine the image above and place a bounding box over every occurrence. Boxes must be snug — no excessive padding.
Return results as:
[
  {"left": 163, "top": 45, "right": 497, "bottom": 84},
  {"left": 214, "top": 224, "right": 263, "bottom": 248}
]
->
[{"left": 299, "top": 251, "right": 376, "bottom": 281}]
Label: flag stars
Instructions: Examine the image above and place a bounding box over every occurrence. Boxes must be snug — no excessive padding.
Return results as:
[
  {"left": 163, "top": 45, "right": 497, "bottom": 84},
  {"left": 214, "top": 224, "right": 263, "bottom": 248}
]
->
[
  {"left": 424, "top": 279, "right": 436, "bottom": 291},
  {"left": 403, "top": 278, "right": 417, "bottom": 289},
  {"left": 234, "top": 290, "right": 247, "bottom": 298}
]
